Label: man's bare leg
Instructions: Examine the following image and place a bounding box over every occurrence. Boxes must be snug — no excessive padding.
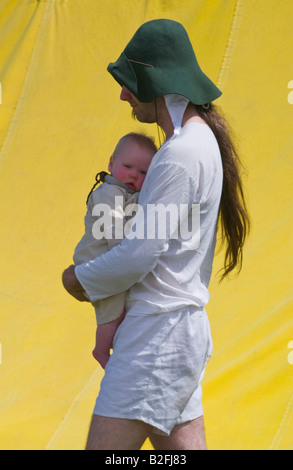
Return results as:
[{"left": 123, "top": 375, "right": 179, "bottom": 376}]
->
[
  {"left": 85, "top": 415, "right": 151, "bottom": 450},
  {"left": 149, "top": 416, "right": 207, "bottom": 450}
]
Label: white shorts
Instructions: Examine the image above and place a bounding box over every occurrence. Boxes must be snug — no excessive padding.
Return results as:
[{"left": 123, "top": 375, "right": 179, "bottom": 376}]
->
[{"left": 93, "top": 306, "right": 213, "bottom": 435}]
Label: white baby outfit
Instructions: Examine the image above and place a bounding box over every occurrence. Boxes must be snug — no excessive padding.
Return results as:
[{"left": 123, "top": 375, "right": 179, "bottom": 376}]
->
[{"left": 73, "top": 174, "right": 138, "bottom": 325}]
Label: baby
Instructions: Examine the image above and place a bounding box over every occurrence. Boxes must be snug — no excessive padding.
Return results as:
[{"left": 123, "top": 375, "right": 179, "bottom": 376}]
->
[{"left": 73, "top": 133, "right": 157, "bottom": 368}]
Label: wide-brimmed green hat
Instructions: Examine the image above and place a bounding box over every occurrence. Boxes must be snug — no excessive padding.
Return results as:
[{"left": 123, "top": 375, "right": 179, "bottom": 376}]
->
[{"left": 107, "top": 19, "right": 222, "bottom": 105}]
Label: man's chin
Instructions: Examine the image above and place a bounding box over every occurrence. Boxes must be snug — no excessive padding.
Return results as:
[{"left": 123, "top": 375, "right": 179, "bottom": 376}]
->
[
  {"left": 131, "top": 110, "right": 143, "bottom": 123},
  {"left": 132, "top": 110, "right": 154, "bottom": 124}
]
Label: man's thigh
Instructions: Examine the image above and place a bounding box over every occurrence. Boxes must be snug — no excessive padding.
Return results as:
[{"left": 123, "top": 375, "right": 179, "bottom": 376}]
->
[
  {"left": 149, "top": 416, "right": 207, "bottom": 450},
  {"left": 85, "top": 414, "right": 151, "bottom": 450}
]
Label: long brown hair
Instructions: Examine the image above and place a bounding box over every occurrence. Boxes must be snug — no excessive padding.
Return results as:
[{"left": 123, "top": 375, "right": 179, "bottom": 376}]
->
[{"left": 196, "top": 104, "right": 250, "bottom": 281}]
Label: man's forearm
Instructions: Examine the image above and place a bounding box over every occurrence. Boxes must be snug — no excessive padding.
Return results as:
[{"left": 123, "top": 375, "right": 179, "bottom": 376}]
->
[{"left": 75, "top": 235, "right": 167, "bottom": 302}]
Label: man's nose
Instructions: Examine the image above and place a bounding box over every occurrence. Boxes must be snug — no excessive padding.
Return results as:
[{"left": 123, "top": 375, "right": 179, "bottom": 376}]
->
[{"left": 120, "top": 86, "right": 133, "bottom": 102}]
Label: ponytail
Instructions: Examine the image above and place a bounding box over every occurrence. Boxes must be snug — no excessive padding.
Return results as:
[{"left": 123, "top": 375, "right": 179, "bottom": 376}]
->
[{"left": 196, "top": 104, "right": 250, "bottom": 280}]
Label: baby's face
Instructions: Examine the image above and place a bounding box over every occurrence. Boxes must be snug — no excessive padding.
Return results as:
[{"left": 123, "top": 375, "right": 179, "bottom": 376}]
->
[{"left": 108, "top": 141, "right": 155, "bottom": 192}]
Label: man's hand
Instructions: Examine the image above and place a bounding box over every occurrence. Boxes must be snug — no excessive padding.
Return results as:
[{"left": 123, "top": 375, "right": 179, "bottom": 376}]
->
[{"left": 62, "top": 265, "right": 90, "bottom": 302}]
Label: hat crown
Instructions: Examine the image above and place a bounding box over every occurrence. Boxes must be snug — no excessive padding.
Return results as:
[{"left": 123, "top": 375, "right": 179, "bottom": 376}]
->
[
  {"left": 124, "top": 19, "right": 195, "bottom": 67},
  {"left": 108, "top": 19, "right": 222, "bottom": 105}
]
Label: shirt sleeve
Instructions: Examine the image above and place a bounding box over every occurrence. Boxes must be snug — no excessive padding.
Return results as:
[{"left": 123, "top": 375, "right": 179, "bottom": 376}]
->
[{"left": 75, "top": 161, "right": 196, "bottom": 302}]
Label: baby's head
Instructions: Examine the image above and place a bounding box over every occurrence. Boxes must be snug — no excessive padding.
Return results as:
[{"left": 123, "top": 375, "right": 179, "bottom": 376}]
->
[{"left": 108, "top": 133, "right": 157, "bottom": 192}]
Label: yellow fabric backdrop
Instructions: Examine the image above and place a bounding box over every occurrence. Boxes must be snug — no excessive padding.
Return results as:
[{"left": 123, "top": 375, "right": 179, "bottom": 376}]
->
[{"left": 0, "top": 0, "right": 292, "bottom": 450}]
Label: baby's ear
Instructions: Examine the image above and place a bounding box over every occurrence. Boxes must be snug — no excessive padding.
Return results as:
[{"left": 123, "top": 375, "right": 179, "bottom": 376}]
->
[{"left": 108, "top": 155, "right": 114, "bottom": 172}]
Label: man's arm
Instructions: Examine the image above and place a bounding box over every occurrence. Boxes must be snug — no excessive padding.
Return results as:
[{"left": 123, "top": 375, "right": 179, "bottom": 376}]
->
[{"left": 74, "top": 161, "right": 195, "bottom": 303}]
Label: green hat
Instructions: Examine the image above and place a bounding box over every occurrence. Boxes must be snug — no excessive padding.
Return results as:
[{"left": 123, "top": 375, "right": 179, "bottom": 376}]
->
[{"left": 107, "top": 19, "right": 222, "bottom": 105}]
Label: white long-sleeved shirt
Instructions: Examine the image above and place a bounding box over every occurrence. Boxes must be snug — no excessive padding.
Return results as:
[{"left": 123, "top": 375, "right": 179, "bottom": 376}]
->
[{"left": 75, "top": 122, "right": 223, "bottom": 317}]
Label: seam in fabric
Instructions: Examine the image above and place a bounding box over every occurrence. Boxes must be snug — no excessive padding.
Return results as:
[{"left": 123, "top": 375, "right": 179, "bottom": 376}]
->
[
  {"left": 45, "top": 367, "right": 101, "bottom": 450},
  {"left": 269, "top": 392, "right": 293, "bottom": 450},
  {"left": 0, "top": 0, "right": 53, "bottom": 171},
  {"left": 217, "top": 0, "right": 245, "bottom": 90}
]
